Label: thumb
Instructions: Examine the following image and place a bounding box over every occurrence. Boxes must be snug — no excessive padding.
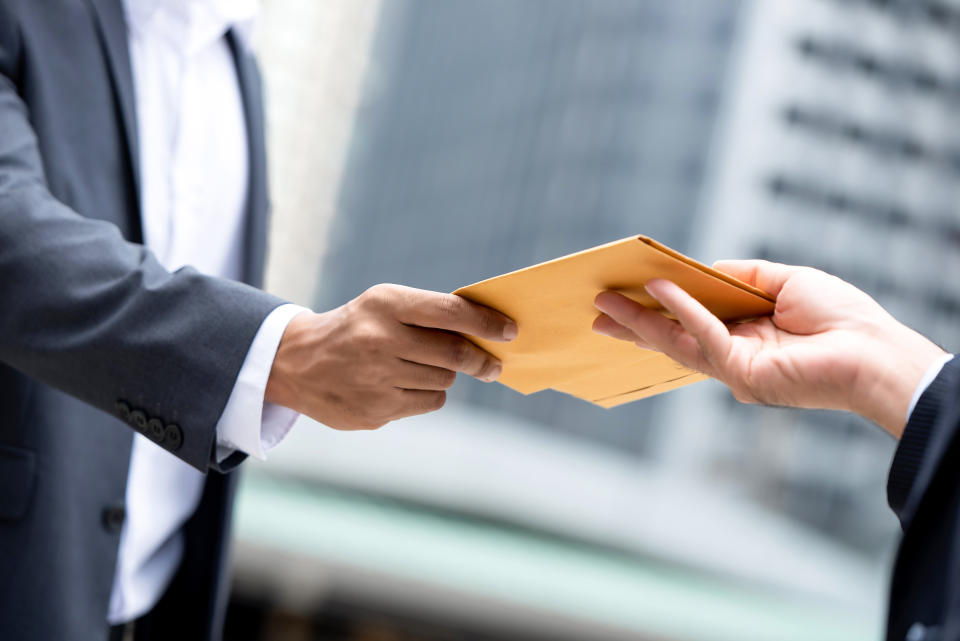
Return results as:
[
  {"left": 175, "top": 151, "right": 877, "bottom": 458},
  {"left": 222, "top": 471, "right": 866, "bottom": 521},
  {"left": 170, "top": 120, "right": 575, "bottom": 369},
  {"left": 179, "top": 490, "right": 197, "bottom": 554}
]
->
[{"left": 712, "top": 259, "right": 800, "bottom": 299}]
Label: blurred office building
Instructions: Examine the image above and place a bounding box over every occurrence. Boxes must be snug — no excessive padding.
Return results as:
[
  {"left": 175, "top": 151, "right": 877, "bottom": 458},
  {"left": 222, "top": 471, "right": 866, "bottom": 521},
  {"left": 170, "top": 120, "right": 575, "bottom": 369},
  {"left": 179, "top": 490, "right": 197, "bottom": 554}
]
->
[
  {"left": 668, "top": 0, "right": 960, "bottom": 553},
  {"left": 318, "top": 0, "right": 740, "bottom": 459},
  {"left": 227, "top": 1, "right": 960, "bottom": 640}
]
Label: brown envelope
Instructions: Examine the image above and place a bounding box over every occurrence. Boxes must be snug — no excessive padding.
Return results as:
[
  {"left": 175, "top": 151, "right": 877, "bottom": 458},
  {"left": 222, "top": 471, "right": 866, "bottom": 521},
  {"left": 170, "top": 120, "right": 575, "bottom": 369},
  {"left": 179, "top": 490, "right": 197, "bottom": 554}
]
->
[{"left": 453, "top": 236, "right": 775, "bottom": 408}]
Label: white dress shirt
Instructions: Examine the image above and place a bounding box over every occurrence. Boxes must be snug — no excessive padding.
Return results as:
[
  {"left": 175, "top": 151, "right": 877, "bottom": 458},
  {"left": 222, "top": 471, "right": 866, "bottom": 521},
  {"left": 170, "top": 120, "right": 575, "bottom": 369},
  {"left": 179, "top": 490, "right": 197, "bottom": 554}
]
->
[
  {"left": 109, "top": 0, "right": 307, "bottom": 623},
  {"left": 906, "top": 354, "right": 955, "bottom": 421}
]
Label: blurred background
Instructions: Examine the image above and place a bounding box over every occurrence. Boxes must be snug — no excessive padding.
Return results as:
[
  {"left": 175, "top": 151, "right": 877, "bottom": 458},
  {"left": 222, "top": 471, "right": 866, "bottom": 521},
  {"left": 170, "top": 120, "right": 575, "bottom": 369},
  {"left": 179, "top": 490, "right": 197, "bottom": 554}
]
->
[{"left": 223, "top": 1, "right": 960, "bottom": 639}]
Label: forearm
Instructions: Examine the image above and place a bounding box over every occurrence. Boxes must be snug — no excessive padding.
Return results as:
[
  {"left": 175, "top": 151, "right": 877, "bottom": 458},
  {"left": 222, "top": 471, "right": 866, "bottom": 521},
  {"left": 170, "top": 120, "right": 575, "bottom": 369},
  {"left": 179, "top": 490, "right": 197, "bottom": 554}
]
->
[
  {"left": 0, "top": 186, "right": 286, "bottom": 470},
  {"left": 0, "top": 35, "right": 291, "bottom": 470}
]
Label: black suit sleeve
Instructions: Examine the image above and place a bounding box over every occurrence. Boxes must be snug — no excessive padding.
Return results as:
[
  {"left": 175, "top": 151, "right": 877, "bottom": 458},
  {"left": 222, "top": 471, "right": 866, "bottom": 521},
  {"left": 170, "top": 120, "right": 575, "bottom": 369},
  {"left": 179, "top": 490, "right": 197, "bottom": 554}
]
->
[
  {"left": 887, "top": 355, "right": 960, "bottom": 525},
  {"left": 0, "top": 4, "right": 285, "bottom": 472}
]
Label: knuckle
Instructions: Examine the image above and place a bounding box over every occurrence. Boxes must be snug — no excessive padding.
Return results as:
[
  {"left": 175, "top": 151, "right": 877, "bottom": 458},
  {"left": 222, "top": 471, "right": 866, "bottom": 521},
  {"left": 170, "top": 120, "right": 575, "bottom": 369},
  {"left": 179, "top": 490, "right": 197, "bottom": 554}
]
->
[
  {"left": 361, "top": 283, "right": 398, "bottom": 308},
  {"left": 438, "top": 369, "right": 457, "bottom": 390},
  {"left": 437, "top": 295, "right": 464, "bottom": 319},
  {"left": 448, "top": 339, "right": 473, "bottom": 369},
  {"left": 696, "top": 336, "right": 714, "bottom": 364},
  {"left": 476, "top": 357, "right": 497, "bottom": 380},
  {"left": 368, "top": 395, "right": 398, "bottom": 420},
  {"left": 426, "top": 391, "right": 446, "bottom": 411},
  {"left": 360, "top": 362, "right": 390, "bottom": 386},
  {"left": 667, "top": 321, "right": 688, "bottom": 346},
  {"left": 477, "top": 310, "right": 501, "bottom": 337},
  {"left": 354, "top": 321, "right": 389, "bottom": 350},
  {"left": 360, "top": 284, "right": 384, "bottom": 304},
  {"left": 619, "top": 302, "right": 644, "bottom": 326}
]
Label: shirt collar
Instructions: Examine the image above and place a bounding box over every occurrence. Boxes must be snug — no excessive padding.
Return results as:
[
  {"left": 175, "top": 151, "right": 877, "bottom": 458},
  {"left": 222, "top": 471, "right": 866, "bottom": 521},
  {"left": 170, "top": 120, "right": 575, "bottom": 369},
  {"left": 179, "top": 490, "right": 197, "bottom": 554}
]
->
[{"left": 123, "top": 0, "right": 258, "bottom": 54}]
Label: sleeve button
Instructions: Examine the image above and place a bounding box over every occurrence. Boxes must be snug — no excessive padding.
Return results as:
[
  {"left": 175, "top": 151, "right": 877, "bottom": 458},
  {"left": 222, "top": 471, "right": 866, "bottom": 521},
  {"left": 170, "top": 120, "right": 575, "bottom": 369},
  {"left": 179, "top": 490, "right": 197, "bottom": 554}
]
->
[
  {"left": 115, "top": 401, "right": 131, "bottom": 421},
  {"left": 129, "top": 410, "right": 147, "bottom": 431},
  {"left": 164, "top": 424, "right": 183, "bottom": 451},
  {"left": 146, "top": 418, "right": 165, "bottom": 443},
  {"left": 101, "top": 502, "right": 126, "bottom": 533}
]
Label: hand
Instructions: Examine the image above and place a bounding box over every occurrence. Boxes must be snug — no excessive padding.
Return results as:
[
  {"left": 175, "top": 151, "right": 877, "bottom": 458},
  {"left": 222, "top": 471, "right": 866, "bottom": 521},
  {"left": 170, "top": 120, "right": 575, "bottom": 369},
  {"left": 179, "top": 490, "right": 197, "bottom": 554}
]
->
[
  {"left": 265, "top": 284, "right": 517, "bottom": 430},
  {"left": 592, "top": 260, "right": 947, "bottom": 437}
]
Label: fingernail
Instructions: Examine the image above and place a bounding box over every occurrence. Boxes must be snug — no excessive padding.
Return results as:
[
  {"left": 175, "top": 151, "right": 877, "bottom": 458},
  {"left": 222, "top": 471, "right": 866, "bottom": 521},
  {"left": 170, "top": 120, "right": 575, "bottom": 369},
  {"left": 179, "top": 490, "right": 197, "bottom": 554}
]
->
[
  {"left": 594, "top": 292, "right": 613, "bottom": 311},
  {"left": 483, "top": 363, "right": 503, "bottom": 382},
  {"left": 644, "top": 283, "right": 661, "bottom": 301},
  {"left": 503, "top": 322, "right": 518, "bottom": 341},
  {"left": 592, "top": 317, "right": 612, "bottom": 337}
]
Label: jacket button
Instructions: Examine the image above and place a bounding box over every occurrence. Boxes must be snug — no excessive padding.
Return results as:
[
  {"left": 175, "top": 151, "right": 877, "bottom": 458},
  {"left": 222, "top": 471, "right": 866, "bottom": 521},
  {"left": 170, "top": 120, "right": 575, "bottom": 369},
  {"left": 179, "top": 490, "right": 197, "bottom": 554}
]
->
[
  {"left": 146, "top": 418, "right": 165, "bottom": 443},
  {"left": 164, "top": 424, "right": 183, "bottom": 451},
  {"left": 101, "top": 503, "right": 126, "bottom": 533},
  {"left": 115, "top": 400, "right": 131, "bottom": 421},
  {"left": 129, "top": 410, "right": 147, "bottom": 431}
]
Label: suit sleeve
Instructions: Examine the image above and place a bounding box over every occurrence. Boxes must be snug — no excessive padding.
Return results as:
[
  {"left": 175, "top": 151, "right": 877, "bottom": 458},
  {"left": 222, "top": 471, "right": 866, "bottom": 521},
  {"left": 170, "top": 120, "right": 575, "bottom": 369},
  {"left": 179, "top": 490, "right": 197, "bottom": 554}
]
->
[
  {"left": 0, "top": 7, "right": 286, "bottom": 472},
  {"left": 887, "top": 356, "right": 960, "bottom": 524}
]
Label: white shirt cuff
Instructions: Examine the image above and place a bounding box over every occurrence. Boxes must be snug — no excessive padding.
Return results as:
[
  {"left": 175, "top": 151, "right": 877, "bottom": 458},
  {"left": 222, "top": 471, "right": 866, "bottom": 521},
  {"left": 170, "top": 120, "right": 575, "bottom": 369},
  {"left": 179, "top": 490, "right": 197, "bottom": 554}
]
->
[
  {"left": 215, "top": 303, "right": 311, "bottom": 462},
  {"left": 906, "top": 354, "right": 955, "bottom": 423}
]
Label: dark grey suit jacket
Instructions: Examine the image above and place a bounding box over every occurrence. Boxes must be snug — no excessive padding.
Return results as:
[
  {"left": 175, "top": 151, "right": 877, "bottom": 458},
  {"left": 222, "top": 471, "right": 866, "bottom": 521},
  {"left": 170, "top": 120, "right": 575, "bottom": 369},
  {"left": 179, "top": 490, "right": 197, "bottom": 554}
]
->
[
  {"left": 0, "top": 0, "right": 286, "bottom": 638},
  {"left": 886, "top": 356, "right": 960, "bottom": 641}
]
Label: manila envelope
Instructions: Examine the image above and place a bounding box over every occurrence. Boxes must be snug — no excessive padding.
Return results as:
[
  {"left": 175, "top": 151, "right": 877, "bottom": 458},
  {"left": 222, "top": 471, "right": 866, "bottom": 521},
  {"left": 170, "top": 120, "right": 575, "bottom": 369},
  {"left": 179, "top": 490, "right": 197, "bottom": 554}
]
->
[{"left": 453, "top": 236, "right": 775, "bottom": 408}]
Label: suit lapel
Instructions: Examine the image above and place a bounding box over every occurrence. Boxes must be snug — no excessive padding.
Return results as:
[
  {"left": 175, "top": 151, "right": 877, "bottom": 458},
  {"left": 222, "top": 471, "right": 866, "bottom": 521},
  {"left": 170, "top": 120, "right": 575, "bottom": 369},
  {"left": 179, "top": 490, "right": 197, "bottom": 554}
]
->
[
  {"left": 84, "top": 0, "right": 141, "bottom": 212},
  {"left": 81, "top": 4, "right": 265, "bottom": 283},
  {"left": 227, "top": 30, "right": 269, "bottom": 289}
]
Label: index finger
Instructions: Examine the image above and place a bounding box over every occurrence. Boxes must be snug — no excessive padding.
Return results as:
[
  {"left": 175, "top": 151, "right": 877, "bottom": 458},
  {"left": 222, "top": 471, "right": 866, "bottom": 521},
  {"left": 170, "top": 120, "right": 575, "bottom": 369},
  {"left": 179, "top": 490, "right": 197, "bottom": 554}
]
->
[
  {"left": 593, "top": 286, "right": 722, "bottom": 377},
  {"left": 394, "top": 288, "right": 518, "bottom": 342},
  {"left": 644, "top": 279, "right": 733, "bottom": 367}
]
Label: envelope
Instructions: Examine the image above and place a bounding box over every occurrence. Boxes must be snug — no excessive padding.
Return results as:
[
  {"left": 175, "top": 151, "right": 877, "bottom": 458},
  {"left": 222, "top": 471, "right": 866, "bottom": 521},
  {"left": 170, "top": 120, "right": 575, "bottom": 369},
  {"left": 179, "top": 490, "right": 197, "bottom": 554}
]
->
[{"left": 453, "top": 236, "right": 775, "bottom": 408}]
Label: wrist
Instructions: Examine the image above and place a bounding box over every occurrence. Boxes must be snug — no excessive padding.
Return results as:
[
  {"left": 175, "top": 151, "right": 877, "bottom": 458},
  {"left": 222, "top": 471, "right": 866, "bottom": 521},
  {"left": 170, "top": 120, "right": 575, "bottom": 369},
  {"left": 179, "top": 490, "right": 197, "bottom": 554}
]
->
[
  {"left": 265, "top": 310, "right": 319, "bottom": 412},
  {"left": 856, "top": 322, "right": 947, "bottom": 438}
]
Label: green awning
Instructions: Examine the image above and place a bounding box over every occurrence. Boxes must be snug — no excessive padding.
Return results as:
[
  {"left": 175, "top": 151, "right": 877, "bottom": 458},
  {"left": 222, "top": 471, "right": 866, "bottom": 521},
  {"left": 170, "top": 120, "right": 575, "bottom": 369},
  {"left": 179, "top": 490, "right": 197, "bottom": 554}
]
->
[{"left": 234, "top": 473, "right": 879, "bottom": 641}]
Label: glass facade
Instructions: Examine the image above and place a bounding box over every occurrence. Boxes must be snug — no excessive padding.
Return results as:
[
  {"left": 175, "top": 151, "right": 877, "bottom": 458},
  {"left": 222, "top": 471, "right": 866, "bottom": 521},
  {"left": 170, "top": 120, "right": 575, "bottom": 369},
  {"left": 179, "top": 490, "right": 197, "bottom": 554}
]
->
[{"left": 669, "top": 0, "right": 960, "bottom": 555}]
